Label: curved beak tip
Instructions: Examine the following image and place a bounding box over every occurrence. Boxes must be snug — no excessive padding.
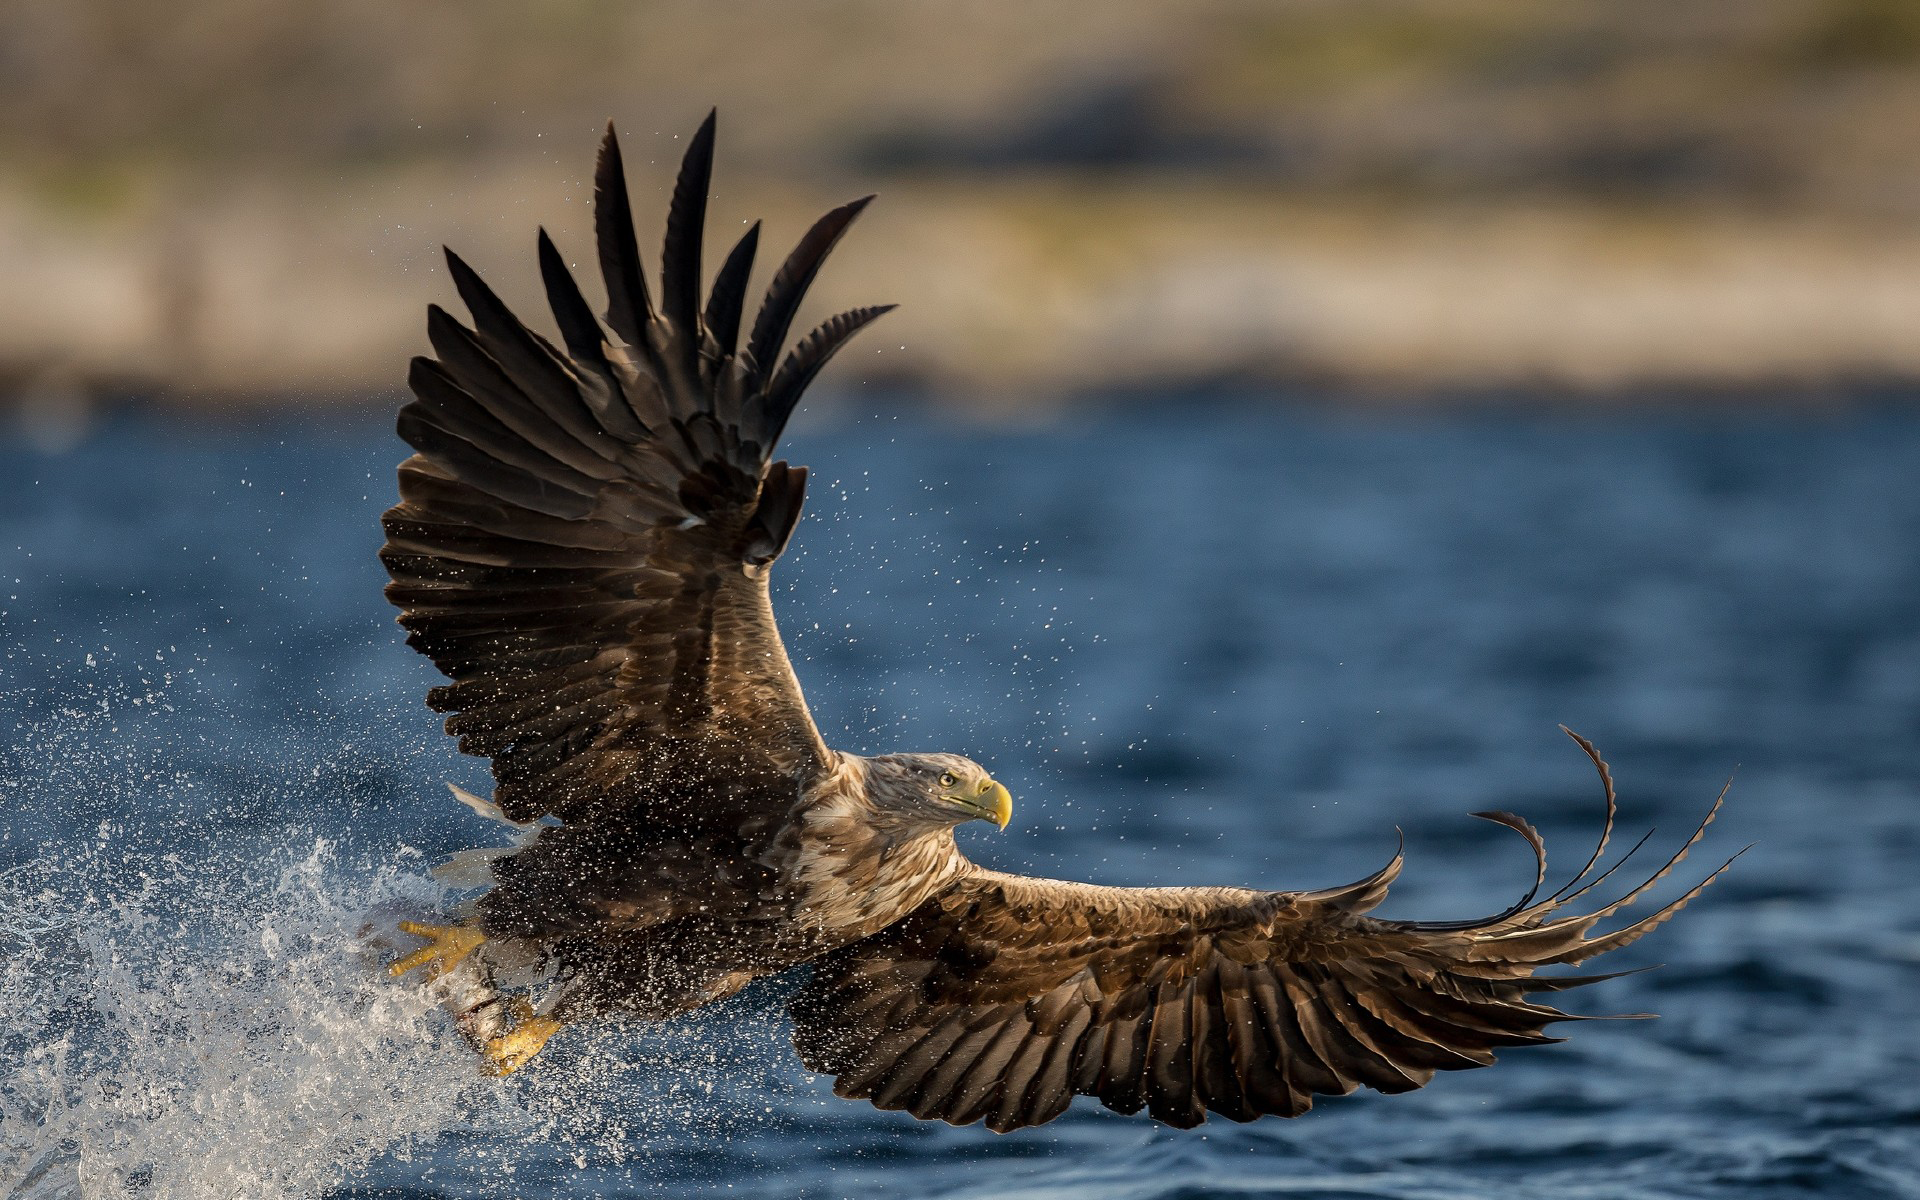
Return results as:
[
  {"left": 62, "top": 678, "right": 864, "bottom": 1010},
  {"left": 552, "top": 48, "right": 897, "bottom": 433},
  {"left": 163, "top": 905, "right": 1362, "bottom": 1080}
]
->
[{"left": 987, "top": 780, "right": 1012, "bottom": 831}]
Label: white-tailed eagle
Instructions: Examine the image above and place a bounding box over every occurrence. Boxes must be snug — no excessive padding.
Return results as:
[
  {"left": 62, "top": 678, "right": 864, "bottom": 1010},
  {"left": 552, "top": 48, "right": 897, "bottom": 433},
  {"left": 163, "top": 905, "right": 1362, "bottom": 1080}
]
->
[{"left": 383, "top": 112, "right": 1734, "bottom": 1132}]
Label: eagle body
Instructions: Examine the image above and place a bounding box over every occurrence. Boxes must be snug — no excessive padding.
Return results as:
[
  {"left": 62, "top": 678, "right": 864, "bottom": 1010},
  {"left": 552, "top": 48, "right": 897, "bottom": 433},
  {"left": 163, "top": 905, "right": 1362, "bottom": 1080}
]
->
[
  {"left": 469, "top": 753, "right": 975, "bottom": 1020},
  {"left": 383, "top": 112, "right": 1734, "bottom": 1131}
]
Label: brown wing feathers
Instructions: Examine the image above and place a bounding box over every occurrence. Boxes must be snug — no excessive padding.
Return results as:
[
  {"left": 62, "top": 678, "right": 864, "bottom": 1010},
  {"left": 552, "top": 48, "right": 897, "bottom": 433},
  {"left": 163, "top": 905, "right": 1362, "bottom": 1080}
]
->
[
  {"left": 704, "top": 222, "right": 761, "bottom": 364},
  {"left": 381, "top": 113, "right": 891, "bottom": 822},
  {"left": 792, "top": 734, "right": 1740, "bottom": 1133},
  {"left": 384, "top": 114, "right": 1727, "bottom": 1132}
]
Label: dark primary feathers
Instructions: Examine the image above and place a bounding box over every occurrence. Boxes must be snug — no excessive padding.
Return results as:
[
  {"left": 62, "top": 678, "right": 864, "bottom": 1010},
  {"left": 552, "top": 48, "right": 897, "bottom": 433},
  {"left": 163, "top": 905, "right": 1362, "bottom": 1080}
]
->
[
  {"left": 382, "top": 116, "right": 1733, "bottom": 1132},
  {"left": 381, "top": 113, "right": 890, "bottom": 823},
  {"left": 792, "top": 732, "right": 1741, "bottom": 1133}
]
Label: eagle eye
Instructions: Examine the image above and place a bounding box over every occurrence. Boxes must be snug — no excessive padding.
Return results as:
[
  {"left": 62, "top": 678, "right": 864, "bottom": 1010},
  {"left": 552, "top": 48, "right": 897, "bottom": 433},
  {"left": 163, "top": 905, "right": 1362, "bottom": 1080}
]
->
[{"left": 938, "top": 772, "right": 957, "bottom": 788}]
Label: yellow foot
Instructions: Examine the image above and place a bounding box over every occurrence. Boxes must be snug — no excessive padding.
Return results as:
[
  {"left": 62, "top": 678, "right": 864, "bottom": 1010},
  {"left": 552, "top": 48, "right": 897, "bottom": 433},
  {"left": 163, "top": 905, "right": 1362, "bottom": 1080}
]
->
[
  {"left": 484, "top": 1013, "right": 562, "bottom": 1076},
  {"left": 388, "top": 920, "right": 486, "bottom": 980}
]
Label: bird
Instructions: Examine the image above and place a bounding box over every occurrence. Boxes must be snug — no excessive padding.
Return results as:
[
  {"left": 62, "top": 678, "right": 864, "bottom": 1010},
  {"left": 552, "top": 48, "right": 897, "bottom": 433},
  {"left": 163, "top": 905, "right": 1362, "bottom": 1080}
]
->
[{"left": 382, "top": 110, "right": 1736, "bottom": 1133}]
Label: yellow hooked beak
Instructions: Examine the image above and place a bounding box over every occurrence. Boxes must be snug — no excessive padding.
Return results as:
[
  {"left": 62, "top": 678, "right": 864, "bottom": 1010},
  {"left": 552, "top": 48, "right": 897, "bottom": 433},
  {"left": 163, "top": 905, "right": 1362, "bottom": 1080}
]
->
[{"left": 952, "top": 777, "right": 1013, "bottom": 830}]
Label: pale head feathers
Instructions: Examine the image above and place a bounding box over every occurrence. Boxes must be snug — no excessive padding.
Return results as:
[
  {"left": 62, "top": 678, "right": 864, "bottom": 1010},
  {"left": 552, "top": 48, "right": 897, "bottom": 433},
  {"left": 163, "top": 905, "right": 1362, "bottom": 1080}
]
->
[{"left": 862, "top": 752, "right": 1005, "bottom": 834}]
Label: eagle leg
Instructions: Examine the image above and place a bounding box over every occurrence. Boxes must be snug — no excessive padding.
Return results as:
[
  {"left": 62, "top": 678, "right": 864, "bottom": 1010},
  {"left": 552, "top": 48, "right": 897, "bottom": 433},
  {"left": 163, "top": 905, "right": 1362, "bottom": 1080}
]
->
[
  {"left": 483, "top": 996, "right": 563, "bottom": 1076},
  {"left": 388, "top": 919, "right": 487, "bottom": 980}
]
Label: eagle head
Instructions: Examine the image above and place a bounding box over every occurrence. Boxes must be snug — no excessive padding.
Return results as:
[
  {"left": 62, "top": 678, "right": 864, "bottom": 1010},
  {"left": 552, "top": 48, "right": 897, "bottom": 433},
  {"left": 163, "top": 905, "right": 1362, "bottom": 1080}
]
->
[{"left": 865, "top": 753, "right": 1012, "bottom": 832}]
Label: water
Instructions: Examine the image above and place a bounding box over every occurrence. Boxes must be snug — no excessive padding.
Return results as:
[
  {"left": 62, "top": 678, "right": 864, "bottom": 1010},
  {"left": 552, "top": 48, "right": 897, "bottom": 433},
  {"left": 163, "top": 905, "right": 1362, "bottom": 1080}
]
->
[{"left": 2, "top": 400, "right": 1916, "bottom": 1199}]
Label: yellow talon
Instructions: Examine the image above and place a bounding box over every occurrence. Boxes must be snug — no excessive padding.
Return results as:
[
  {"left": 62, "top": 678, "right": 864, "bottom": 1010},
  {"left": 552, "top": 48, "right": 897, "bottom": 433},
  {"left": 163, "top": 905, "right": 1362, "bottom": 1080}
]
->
[
  {"left": 485, "top": 1015, "right": 562, "bottom": 1076},
  {"left": 388, "top": 920, "right": 486, "bottom": 980}
]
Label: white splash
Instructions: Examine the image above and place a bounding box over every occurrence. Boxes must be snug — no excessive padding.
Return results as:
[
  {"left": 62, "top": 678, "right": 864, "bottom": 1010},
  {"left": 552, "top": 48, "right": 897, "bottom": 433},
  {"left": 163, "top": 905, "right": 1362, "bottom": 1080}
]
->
[
  {"left": 0, "top": 666, "right": 817, "bottom": 1198},
  {"left": 0, "top": 840, "right": 493, "bottom": 1198}
]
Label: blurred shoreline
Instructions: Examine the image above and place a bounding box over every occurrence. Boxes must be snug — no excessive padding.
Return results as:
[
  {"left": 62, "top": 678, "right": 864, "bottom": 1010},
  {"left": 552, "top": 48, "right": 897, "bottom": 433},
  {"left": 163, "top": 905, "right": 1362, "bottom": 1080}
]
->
[
  {"left": 9, "top": 0, "right": 1920, "bottom": 416},
  {"left": 6, "top": 168, "right": 1920, "bottom": 417}
]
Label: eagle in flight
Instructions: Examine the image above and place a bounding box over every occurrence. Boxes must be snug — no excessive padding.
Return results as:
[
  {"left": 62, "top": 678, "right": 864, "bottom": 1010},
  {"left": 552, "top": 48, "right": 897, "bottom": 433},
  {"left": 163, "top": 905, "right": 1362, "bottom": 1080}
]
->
[{"left": 383, "top": 112, "right": 1733, "bottom": 1132}]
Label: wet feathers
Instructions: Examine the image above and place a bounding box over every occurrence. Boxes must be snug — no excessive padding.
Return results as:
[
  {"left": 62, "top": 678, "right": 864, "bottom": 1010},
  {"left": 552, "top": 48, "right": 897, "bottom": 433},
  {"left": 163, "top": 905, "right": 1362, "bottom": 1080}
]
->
[{"left": 380, "top": 113, "right": 1734, "bottom": 1131}]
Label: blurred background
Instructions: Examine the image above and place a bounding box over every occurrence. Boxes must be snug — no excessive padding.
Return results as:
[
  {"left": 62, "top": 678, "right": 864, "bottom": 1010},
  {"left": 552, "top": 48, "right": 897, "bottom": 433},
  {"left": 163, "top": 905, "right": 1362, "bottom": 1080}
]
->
[
  {"left": 6, "top": 0, "right": 1920, "bottom": 422},
  {"left": 5, "top": 6, "right": 1920, "bottom": 1198}
]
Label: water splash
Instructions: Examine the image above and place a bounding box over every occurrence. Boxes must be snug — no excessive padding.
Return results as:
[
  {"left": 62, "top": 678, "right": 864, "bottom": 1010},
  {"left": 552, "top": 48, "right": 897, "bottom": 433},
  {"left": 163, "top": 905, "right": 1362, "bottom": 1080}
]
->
[
  {"left": 0, "top": 657, "right": 819, "bottom": 1198},
  {"left": 0, "top": 840, "right": 488, "bottom": 1198}
]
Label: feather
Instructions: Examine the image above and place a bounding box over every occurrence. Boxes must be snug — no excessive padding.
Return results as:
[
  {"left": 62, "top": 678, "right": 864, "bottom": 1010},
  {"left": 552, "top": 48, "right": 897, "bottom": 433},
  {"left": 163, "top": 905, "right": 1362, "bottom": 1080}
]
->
[
  {"left": 1546, "top": 725, "right": 1619, "bottom": 903},
  {"left": 704, "top": 222, "right": 760, "bottom": 363},
  {"left": 593, "top": 123, "right": 657, "bottom": 359},
  {"left": 431, "top": 847, "right": 509, "bottom": 887},
  {"left": 751, "top": 305, "right": 895, "bottom": 448},
  {"left": 444, "top": 249, "right": 608, "bottom": 451},
  {"left": 661, "top": 110, "right": 717, "bottom": 353},
  {"left": 743, "top": 196, "right": 873, "bottom": 390},
  {"left": 1416, "top": 809, "right": 1548, "bottom": 931},
  {"left": 537, "top": 227, "right": 615, "bottom": 382},
  {"left": 423, "top": 312, "right": 616, "bottom": 479}
]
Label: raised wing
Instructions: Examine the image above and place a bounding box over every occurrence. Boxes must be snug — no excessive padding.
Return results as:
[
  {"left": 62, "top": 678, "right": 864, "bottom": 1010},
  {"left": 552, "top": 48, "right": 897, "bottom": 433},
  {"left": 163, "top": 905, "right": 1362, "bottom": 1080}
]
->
[
  {"left": 381, "top": 112, "right": 892, "bottom": 823},
  {"left": 791, "top": 733, "right": 1740, "bottom": 1132}
]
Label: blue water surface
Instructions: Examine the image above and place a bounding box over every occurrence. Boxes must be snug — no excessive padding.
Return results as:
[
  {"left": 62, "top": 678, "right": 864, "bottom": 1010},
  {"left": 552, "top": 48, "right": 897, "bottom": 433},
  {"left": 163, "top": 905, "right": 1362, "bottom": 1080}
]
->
[{"left": 1, "top": 399, "right": 1916, "bottom": 1199}]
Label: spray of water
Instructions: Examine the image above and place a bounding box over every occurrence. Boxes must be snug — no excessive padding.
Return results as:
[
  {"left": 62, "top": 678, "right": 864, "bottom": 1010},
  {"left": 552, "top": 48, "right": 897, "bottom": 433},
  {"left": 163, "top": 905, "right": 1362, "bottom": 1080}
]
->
[
  {"left": 1, "top": 832, "right": 825, "bottom": 1200},
  {"left": 0, "top": 838, "right": 496, "bottom": 1198},
  {"left": 0, "top": 654, "right": 827, "bottom": 1199}
]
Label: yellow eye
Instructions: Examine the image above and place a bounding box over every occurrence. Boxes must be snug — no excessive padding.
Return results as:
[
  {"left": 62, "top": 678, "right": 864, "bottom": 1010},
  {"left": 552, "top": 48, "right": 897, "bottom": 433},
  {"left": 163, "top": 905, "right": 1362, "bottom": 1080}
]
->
[{"left": 939, "top": 773, "right": 957, "bottom": 788}]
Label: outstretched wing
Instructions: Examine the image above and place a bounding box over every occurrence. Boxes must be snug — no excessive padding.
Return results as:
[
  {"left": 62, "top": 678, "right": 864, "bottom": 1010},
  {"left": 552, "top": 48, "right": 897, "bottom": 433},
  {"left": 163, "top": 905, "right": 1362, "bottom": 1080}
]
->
[
  {"left": 791, "top": 735, "right": 1740, "bottom": 1133},
  {"left": 381, "top": 112, "right": 892, "bottom": 823}
]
